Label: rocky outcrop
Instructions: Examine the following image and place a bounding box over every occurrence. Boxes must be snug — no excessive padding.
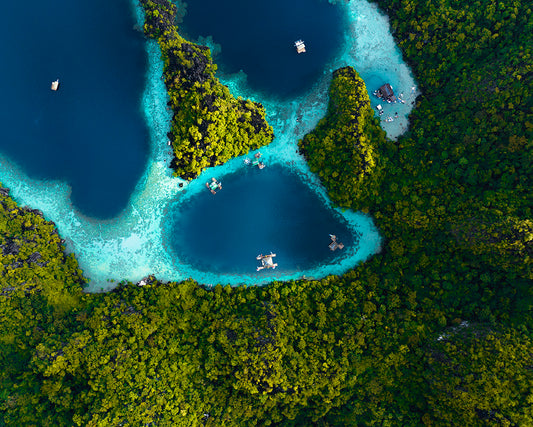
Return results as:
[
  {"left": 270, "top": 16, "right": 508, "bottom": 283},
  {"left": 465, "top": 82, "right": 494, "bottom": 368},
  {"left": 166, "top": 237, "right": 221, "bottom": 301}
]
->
[{"left": 0, "top": 185, "right": 85, "bottom": 294}]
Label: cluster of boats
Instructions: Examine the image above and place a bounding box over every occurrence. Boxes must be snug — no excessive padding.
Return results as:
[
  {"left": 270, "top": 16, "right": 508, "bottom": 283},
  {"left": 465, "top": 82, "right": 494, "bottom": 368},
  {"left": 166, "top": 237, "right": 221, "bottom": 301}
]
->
[
  {"left": 243, "top": 152, "right": 265, "bottom": 169},
  {"left": 206, "top": 151, "right": 345, "bottom": 272},
  {"left": 373, "top": 83, "right": 406, "bottom": 122}
]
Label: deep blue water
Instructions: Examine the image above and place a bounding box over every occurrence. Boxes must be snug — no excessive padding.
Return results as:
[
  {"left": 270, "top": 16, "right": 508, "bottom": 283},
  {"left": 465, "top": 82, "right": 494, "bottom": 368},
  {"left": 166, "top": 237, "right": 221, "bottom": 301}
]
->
[
  {"left": 0, "top": 0, "right": 390, "bottom": 286},
  {"left": 0, "top": 0, "right": 149, "bottom": 218},
  {"left": 165, "top": 164, "right": 356, "bottom": 275},
  {"left": 180, "top": 0, "right": 345, "bottom": 98}
]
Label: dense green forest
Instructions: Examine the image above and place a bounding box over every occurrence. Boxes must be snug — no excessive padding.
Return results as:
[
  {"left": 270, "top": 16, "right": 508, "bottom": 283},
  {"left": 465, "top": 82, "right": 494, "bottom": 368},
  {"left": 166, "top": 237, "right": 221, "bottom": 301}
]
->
[
  {"left": 1, "top": 0, "right": 532, "bottom": 425},
  {"left": 141, "top": 0, "right": 273, "bottom": 180},
  {"left": 299, "top": 66, "right": 388, "bottom": 207}
]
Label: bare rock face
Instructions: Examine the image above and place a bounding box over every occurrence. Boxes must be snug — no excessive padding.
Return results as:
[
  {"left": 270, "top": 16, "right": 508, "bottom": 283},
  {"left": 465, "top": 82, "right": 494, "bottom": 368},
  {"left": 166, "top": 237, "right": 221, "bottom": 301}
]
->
[{"left": 1, "top": 239, "right": 19, "bottom": 256}]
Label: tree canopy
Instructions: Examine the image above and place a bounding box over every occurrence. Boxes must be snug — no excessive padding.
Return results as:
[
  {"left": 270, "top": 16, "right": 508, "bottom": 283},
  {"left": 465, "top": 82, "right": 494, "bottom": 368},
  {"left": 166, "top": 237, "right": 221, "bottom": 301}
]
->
[
  {"left": 141, "top": 0, "right": 274, "bottom": 180},
  {"left": 1, "top": 0, "right": 532, "bottom": 424},
  {"left": 298, "top": 66, "right": 388, "bottom": 208}
]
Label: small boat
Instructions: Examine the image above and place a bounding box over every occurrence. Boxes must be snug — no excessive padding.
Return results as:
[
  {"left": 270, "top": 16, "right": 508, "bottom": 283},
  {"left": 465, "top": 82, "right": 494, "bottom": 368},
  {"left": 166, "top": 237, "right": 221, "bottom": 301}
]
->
[
  {"left": 251, "top": 159, "right": 265, "bottom": 169},
  {"left": 294, "top": 39, "right": 306, "bottom": 54},
  {"left": 206, "top": 177, "right": 222, "bottom": 194},
  {"left": 328, "top": 234, "right": 344, "bottom": 251},
  {"left": 256, "top": 253, "right": 278, "bottom": 271},
  {"left": 245, "top": 152, "right": 266, "bottom": 169},
  {"left": 376, "top": 104, "right": 384, "bottom": 115},
  {"left": 51, "top": 79, "right": 59, "bottom": 91}
]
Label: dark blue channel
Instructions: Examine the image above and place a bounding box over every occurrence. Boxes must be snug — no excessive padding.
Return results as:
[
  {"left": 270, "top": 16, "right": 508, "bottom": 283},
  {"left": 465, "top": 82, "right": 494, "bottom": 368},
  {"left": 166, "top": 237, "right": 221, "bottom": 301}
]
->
[
  {"left": 165, "top": 164, "right": 356, "bottom": 275},
  {"left": 180, "top": 0, "right": 346, "bottom": 99},
  {"left": 0, "top": 0, "right": 149, "bottom": 219}
]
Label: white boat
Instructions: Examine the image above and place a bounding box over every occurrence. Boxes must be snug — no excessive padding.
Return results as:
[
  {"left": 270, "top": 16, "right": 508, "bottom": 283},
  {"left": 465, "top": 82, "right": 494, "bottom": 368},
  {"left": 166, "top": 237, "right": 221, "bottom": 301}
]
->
[
  {"left": 294, "top": 40, "right": 306, "bottom": 54},
  {"left": 256, "top": 253, "right": 278, "bottom": 271}
]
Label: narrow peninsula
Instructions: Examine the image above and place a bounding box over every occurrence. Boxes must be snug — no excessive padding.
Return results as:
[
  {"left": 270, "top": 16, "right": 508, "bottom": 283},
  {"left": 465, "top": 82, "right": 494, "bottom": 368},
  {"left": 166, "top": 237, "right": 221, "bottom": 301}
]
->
[
  {"left": 299, "top": 66, "right": 387, "bottom": 209},
  {"left": 140, "top": 0, "right": 274, "bottom": 180}
]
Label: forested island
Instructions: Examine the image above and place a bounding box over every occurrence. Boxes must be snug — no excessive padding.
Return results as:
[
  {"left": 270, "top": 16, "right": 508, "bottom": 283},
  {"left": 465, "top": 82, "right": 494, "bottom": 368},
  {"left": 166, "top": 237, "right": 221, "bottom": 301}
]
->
[
  {"left": 141, "top": 0, "right": 273, "bottom": 180},
  {"left": 299, "top": 66, "right": 387, "bottom": 207},
  {"left": 1, "top": 0, "right": 532, "bottom": 425}
]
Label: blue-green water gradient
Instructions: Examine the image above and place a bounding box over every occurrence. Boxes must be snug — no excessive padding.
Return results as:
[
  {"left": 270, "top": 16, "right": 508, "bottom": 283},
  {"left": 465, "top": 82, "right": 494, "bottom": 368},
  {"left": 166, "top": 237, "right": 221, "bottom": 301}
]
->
[
  {"left": 0, "top": 0, "right": 149, "bottom": 219},
  {"left": 0, "top": 0, "right": 419, "bottom": 290},
  {"left": 180, "top": 0, "right": 345, "bottom": 99},
  {"left": 165, "top": 164, "right": 356, "bottom": 277}
]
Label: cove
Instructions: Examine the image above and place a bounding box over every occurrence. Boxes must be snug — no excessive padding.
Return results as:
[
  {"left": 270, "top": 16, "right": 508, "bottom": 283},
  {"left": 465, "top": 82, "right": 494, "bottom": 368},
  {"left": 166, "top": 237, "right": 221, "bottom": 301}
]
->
[
  {"left": 180, "top": 0, "right": 345, "bottom": 99},
  {"left": 0, "top": 0, "right": 149, "bottom": 219},
  {"left": 0, "top": 0, "right": 417, "bottom": 291},
  {"left": 164, "top": 164, "right": 356, "bottom": 279}
]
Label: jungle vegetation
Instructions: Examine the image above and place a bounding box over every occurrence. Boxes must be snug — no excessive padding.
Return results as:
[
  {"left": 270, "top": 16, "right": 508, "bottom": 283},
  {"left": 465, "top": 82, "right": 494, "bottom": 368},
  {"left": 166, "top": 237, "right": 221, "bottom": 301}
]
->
[
  {"left": 298, "top": 66, "right": 388, "bottom": 207},
  {"left": 1, "top": 0, "right": 532, "bottom": 425},
  {"left": 140, "top": 0, "right": 274, "bottom": 180}
]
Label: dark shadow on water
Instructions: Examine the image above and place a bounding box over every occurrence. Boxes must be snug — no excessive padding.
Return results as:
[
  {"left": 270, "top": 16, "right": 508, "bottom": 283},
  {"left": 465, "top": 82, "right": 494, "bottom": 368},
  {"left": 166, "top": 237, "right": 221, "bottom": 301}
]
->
[
  {"left": 180, "top": 0, "right": 346, "bottom": 99},
  {"left": 0, "top": 0, "right": 149, "bottom": 219},
  {"left": 165, "top": 164, "right": 356, "bottom": 275}
]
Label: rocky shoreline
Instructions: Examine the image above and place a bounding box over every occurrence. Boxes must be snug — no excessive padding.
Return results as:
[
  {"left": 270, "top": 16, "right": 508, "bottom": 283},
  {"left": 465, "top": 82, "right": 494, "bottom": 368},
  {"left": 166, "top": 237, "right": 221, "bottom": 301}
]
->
[{"left": 0, "top": 185, "right": 85, "bottom": 296}]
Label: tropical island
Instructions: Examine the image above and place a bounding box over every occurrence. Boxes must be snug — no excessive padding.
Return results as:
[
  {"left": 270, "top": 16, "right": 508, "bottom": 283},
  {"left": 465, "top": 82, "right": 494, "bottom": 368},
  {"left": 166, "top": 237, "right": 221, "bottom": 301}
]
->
[
  {"left": 1, "top": 0, "right": 532, "bottom": 426},
  {"left": 141, "top": 0, "right": 273, "bottom": 180}
]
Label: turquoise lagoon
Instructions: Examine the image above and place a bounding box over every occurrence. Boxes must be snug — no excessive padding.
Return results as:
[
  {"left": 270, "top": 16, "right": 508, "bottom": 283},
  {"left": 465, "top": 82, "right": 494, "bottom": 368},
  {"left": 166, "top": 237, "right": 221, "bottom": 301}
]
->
[
  {"left": 0, "top": 0, "right": 417, "bottom": 291},
  {"left": 163, "top": 164, "right": 361, "bottom": 283}
]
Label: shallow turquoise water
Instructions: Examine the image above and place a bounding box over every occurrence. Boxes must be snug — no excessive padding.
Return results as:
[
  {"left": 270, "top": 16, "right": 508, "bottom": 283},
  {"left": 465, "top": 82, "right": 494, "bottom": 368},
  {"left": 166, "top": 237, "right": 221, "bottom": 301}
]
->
[{"left": 0, "top": 0, "right": 418, "bottom": 291}]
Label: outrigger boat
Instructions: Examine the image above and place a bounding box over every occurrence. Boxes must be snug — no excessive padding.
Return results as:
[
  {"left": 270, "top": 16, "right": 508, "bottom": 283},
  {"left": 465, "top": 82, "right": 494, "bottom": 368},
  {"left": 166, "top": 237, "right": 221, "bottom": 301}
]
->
[
  {"left": 244, "top": 152, "right": 265, "bottom": 169},
  {"left": 206, "top": 177, "right": 222, "bottom": 194},
  {"left": 256, "top": 253, "right": 277, "bottom": 271},
  {"left": 328, "top": 234, "right": 345, "bottom": 251}
]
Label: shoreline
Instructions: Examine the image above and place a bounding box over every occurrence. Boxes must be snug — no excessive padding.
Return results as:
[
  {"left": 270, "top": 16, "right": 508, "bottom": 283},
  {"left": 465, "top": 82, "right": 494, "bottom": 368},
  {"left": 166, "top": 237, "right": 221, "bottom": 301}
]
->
[{"left": 0, "top": 0, "right": 416, "bottom": 290}]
